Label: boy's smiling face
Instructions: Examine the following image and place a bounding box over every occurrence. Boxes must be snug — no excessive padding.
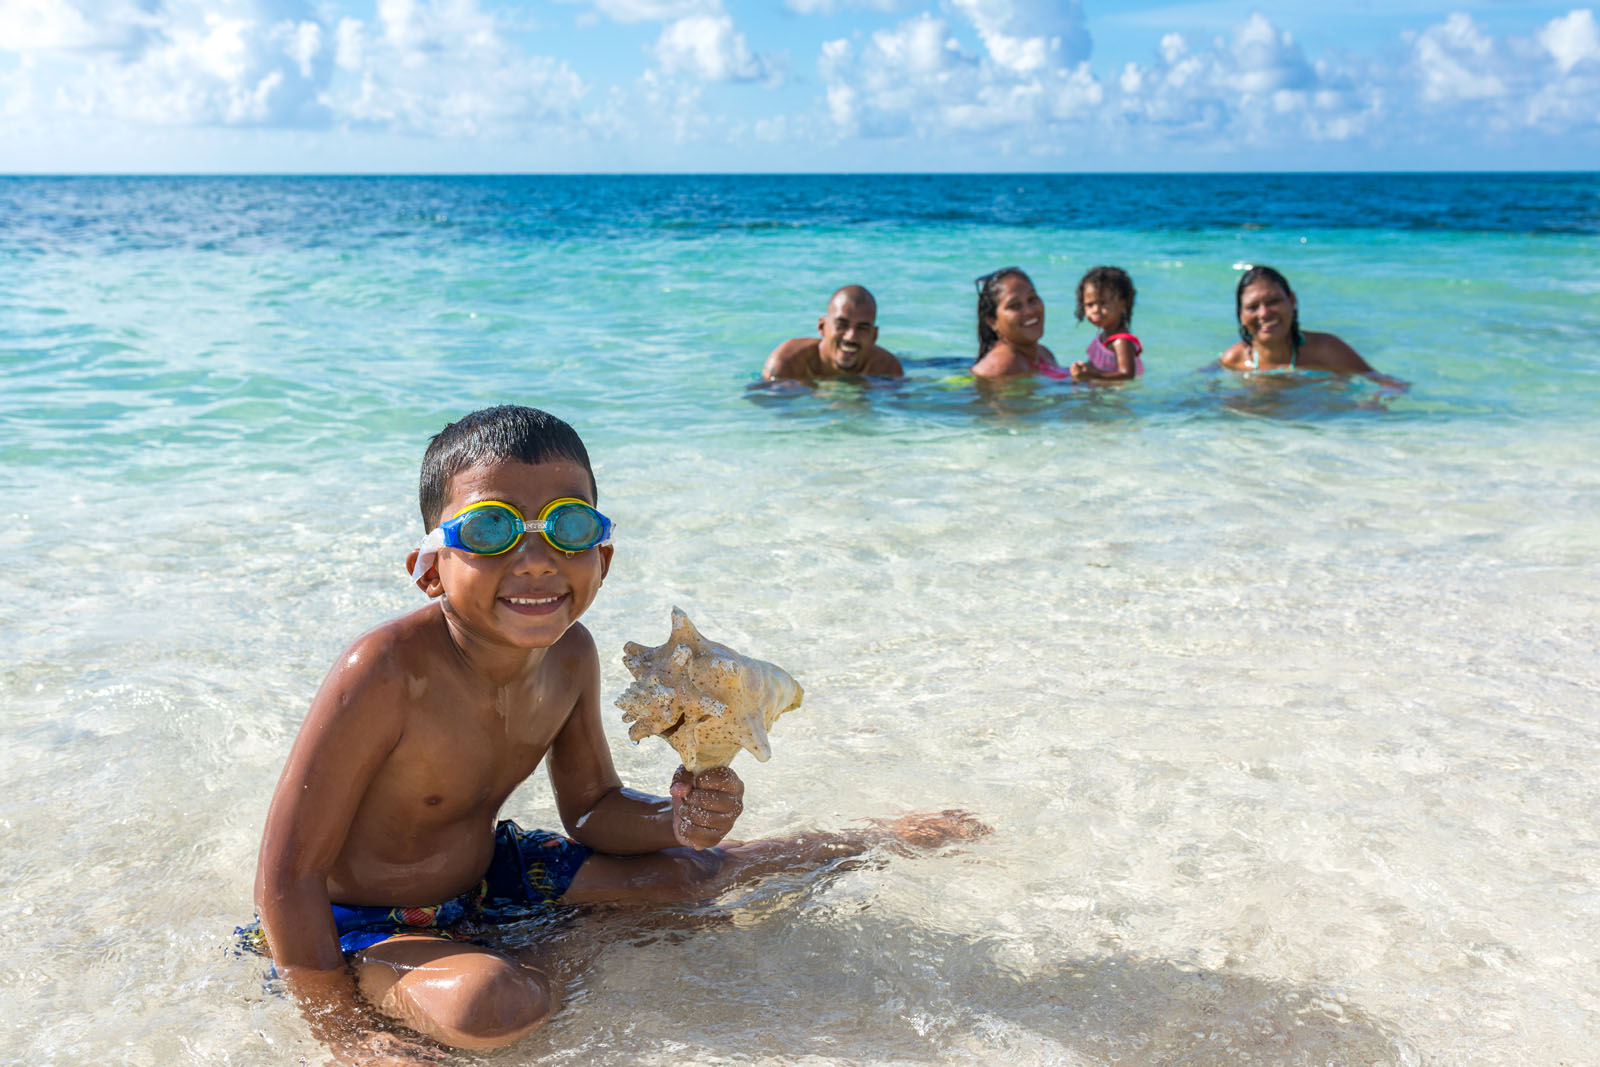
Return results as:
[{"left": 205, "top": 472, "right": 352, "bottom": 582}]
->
[{"left": 422, "top": 457, "right": 612, "bottom": 650}]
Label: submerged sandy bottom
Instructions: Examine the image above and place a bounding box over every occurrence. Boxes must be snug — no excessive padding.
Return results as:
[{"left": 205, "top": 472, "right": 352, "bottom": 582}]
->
[{"left": 4, "top": 398, "right": 1596, "bottom": 1066}]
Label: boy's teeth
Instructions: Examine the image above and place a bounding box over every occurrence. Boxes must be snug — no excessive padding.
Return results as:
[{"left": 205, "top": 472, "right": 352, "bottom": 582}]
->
[{"left": 507, "top": 595, "right": 559, "bottom": 605}]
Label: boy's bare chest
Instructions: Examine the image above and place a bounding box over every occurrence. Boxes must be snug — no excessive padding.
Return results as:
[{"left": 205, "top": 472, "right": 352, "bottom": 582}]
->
[{"left": 378, "top": 688, "right": 570, "bottom": 822}]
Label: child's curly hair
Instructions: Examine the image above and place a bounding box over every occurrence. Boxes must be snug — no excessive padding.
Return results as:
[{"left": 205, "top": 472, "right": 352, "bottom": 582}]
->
[{"left": 1074, "top": 266, "right": 1136, "bottom": 326}]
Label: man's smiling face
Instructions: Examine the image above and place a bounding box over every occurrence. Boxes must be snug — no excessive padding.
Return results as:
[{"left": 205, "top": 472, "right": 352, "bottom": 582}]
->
[{"left": 817, "top": 291, "right": 879, "bottom": 372}]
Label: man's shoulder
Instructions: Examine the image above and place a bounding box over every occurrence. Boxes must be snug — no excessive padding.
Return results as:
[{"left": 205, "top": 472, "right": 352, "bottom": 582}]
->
[
  {"left": 763, "top": 337, "right": 821, "bottom": 378},
  {"left": 867, "top": 345, "right": 904, "bottom": 376}
]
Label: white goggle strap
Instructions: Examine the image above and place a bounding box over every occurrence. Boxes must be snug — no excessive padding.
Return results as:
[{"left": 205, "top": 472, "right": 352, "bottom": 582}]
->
[
  {"left": 409, "top": 519, "right": 614, "bottom": 585},
  {"left": 410, "top": 528, "right": 447, "bottom": 584}
]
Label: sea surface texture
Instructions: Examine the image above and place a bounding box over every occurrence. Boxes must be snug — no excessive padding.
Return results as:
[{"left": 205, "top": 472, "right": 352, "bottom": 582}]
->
[{"left": 3, "top": 173, "right": 1597, "bottom": 1066}]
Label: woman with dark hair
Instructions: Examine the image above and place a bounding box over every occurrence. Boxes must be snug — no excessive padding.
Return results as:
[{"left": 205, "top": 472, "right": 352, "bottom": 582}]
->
[
  {"left": 972, "top": 267, "right": 1067, "bottom": 379},
  {"left": 1220, "top": 265, "right": 1400, "bottom": 385}
]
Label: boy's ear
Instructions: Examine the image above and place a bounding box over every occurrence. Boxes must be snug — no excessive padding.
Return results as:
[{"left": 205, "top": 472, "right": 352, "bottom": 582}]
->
[
  {"left": 406, "top": 549, "right": 443, "bottom": 598},
  {"left": 598, "top": 543, "right": 613, "bottom": 581}
]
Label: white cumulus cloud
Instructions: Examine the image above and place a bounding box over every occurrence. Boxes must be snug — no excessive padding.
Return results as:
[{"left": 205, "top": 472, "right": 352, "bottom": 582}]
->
[
  {"left": 654, "top": 13, "right": 770, "bottom": 82},
  {"left": 949, "top": 0, "right": 1089, "bottom": 74},
  {"left": 819, "top": 15, "right": 973, "bottom": 138},
  {"left": 0, "top": 0, "right": 588, "bottom": 136},
  {"left": 818, "top": 10, "right": 1102, "bottom": 142},
  {"left": 1538, "top": 8, "right": 1600, "bottom": 73},
  {"left": 1411, "top": 12, "right": 1507, "bottom": 102},
  {"left": 572, "top": 0, "right": 718, "bottom": 24},
  {"left": 1101, "top": 10, "right": 1378, "bottom": 149},
  {"left": 1401, "top": 10, "right": 1599, "bottom": 133},
  {"left": 785, "top": 0, "right": 899, "bottom": 14},
  {"left": 3, "top": 0, "right": 1598, "bottom": 166}
]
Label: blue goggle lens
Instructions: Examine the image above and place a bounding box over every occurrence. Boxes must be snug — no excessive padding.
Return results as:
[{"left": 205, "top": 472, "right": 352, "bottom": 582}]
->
[
  {"left": 543, "top": 503, "right": 606, "bottom": 552},
  {"left": 456, "top": 507, "right": 523, "bottom": 554},
  {"left": 444, "top": 499, "right": 610, "bottom": 556}
]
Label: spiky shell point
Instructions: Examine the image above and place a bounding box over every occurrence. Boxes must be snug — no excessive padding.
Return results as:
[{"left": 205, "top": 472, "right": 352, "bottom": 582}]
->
[{"left": 616, "top": 607, "right": 803, "bottom": 772}]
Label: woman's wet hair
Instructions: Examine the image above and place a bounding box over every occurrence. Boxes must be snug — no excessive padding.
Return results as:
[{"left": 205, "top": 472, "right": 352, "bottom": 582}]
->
[
  {"left": 1074, "top": 265, "right": 1136, "bottom": 326},
  {"left": 1235, "top": 264, "right": 1306, "bottom": 349},
  {"left": 419, "top": 405, "right": 597, "bottom": 529},
  {"left": 975, "top": 267, "right": 1033, "bottom": 361}
]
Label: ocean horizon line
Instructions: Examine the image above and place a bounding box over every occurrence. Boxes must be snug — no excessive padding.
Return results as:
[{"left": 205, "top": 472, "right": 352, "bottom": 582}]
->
[{"left": 3, "top": 168, "right": 1597, "bottom": 180}]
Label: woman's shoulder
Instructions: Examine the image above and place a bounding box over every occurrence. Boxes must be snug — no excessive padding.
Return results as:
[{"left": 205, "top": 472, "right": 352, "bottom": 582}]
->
[
  {"left": 973, "top": 344, "right": 1023, "bottom": 378},
  {"left": 1218, "top": 340, "right": 1250, "bottom": 369},
  {"left": 1300, "top": 331, "right": 1371, "bottom": 372}
]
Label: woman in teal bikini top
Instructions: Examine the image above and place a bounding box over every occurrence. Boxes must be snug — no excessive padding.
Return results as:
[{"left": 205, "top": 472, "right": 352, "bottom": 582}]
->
[
  {"left": 1219, "top": 265, "right": 1403, "bottom": 386},
  {"left": 1250, "top": 338, "right": 1298, "bottom": 372}
]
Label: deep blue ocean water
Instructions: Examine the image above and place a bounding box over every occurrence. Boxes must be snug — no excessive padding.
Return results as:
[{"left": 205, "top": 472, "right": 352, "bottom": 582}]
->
[
  {"left": 2, "top": 174, "right": 1598, "bottom": 1066},
  {"left": 5, "top": 173, "right": 1599, "bottom": 254}
]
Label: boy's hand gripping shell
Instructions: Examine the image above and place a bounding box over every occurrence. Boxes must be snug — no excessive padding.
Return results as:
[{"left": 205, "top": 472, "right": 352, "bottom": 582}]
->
[{"left": 617, "top": 608, "right": 804, "bottom": 773}]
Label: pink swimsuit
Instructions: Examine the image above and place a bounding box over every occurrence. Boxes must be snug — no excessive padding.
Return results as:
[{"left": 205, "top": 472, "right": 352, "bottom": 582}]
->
[
  {"left": 1036, "top": 350, "right": 1071, "bottom": 380},
  {"left": 1085, "top": 332, "right": 1144, "bottom": 376}
]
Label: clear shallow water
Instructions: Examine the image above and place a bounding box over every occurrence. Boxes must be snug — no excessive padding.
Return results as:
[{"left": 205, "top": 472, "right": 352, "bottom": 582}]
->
[{"left": 2, "top": 174, "right": 1598, "bottom": 1066}]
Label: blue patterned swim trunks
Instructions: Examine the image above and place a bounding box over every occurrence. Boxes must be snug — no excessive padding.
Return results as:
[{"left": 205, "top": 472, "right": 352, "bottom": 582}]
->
[{"left": 238, "top": 821, "right": 591, "bottom": 956}]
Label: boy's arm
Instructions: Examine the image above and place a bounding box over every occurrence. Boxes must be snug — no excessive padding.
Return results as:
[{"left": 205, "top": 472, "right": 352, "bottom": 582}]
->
[
  {"left": 545, "top": 628, "right": 743, "bottom": 854},
  {"left": 254, "top": 631, "right": 409, "bottom": 1041}
]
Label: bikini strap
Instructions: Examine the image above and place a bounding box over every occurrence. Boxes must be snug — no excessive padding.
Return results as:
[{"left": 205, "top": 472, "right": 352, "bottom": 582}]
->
[{"left": 1103, "top": 332, "right": 1142, "bottom": 355}]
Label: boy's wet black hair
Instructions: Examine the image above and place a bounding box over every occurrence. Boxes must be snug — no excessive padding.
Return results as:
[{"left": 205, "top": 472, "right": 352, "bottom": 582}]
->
[
  {"left": 1074, "top": 266, "right": 1136, "bottom": 326},
  {"left": 419, "top": 405, "right": 597, "bottom": 529},
  {"left": 1235, "top": 264, "right": 1306, "bottom": 349},
  {"left": 975, "top": 266, "right": 1033, "bottom": 361}
]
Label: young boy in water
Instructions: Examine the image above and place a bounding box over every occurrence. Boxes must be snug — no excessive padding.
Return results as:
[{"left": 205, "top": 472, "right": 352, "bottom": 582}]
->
[{"left": 252, "top": 405, "right": 981, "bottom": 1058}]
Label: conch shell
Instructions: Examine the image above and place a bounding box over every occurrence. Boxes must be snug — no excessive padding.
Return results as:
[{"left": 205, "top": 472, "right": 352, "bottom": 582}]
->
[{"left": 617, "top": 607, "right": 804, "bottom": 772}]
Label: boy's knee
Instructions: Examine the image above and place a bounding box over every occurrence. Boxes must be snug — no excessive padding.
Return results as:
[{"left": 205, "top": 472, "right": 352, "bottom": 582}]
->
[
  {"left": 434, "top": 958, "right": 550, "bottom": 1049},
  {"left": 364, "top": 950, "right": 552, "bottom": 1050}
]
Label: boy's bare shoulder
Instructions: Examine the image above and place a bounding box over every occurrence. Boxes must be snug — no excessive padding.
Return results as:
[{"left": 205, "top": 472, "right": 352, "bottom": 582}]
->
[
  {"left": 321, "top": 604, "right": 455, "bottom": 700},
  {"left": 350, "top": 602, "right": 448, "bottom": 656},
  {"left": 548, "top": 619, "right": 601, "bottom": 673}
]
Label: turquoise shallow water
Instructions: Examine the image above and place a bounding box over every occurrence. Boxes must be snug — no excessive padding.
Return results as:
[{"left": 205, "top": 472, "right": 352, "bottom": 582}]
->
[{"left": 2, "top": 174, "right": 1598, "bottom": 1066}]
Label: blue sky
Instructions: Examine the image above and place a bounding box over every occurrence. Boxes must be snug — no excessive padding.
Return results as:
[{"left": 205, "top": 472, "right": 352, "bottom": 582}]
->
[{"left": 2, "top": 0, "right": 1597, "bottom": 172}]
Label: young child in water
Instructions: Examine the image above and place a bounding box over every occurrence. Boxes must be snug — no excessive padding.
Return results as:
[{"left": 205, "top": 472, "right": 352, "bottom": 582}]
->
[
  {"left": 248, "top": 405, "right": 984, "bottom": 1059},
  {"left": 1070, "top": 266, "right": 1144, "bottom": 382}
]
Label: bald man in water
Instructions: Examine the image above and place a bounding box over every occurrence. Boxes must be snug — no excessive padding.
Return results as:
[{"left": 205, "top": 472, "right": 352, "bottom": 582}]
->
[{"left": 762, "top": 285, "right": 903, "bottom": 380}]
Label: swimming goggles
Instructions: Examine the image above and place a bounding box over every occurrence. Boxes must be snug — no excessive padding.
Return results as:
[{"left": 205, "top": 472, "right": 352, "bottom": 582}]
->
[{"left": 410, "top": 498, "right": 614, "bottom": 581}]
